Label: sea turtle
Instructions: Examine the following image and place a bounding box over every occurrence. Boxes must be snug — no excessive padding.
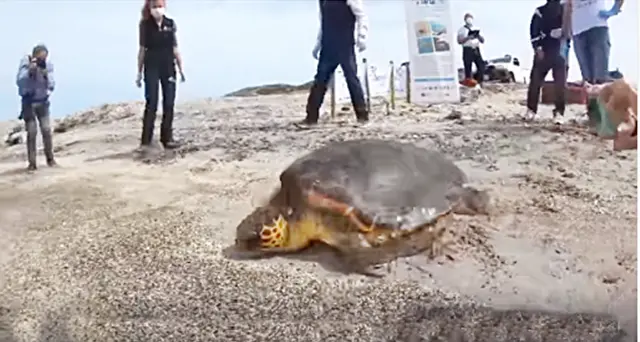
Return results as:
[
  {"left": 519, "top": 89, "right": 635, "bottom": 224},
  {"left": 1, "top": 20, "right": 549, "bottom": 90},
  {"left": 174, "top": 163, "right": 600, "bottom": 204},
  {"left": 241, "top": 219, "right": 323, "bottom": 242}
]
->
[{"left": 234, "top": 139, "right": 490, "bottom": 275}]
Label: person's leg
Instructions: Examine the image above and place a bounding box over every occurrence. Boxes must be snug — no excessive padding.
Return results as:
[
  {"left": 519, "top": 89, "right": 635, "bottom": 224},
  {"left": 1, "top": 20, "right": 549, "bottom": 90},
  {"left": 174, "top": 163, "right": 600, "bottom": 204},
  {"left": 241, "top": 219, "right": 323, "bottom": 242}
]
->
[
  {"left": 572, "top": 31, "right": 594, "bottom": 83},
  {"left": 303, "top": 50, "right": 339, "bottom": 124},
  {"left": 551, "top": 54, "right": 568, "bottom": 123},
  {"left": 525, "top": 55, "right": 552, "bottom": 118},
  {"left": 35, "top": 102, "right": 56, "bottom": 165},
  {"left": 473, "top": 49, "right": 485, "bottom": 84},
  {"left": 159, "top": 71, "right": 178, "bottom": 148},
  {"left": 21, "top": 102, "right": 38, "bottom": 170},
  {"left": 339, "top": 47, "right": 368, "bottom": 122},
  {"left": 589, "top": 26, "right": 611, "bottom": 84},
  {"left": 462, "top": 47, "right": 473, "bottom": 80},
  {"left": 141, "top": 68, "right": 160, "bottom": 146}
]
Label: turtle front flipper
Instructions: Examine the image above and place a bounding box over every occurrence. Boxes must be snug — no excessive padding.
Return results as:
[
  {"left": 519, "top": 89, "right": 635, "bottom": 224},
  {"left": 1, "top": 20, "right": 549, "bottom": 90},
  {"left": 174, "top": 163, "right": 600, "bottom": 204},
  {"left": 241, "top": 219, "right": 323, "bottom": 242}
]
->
[{"left": 305, "top": 190, "right": 374, "bottom": 233}]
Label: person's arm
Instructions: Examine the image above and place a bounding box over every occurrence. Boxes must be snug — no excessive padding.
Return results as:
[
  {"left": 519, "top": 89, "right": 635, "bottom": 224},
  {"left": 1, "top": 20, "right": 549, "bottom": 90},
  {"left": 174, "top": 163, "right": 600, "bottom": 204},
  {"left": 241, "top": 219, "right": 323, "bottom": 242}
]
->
[
  {"left": 313, "top": 4, "right": 322, "bottom": 51},
  {"left": 171, "top": 20, "right": 184, "bottom": 77},
  {"left": 613, "top": 0, "right": 624, "bottom": 12},
  {"left": 478, "top": 30, "right": 485, "bottom": 44},
  {"left": 346, "top": 0, "right": 369, "bottom": 43},
  {"left": 16, "top": 56, "right": 32, "bottom": 89},
  {"left": 137, "top": 21, "right": 146, "bottom": 74},
  {"left": 45, "top": 61, "right": 55, "bottom": 92},
  {"left": 561, "top": 0, "right": 573, "bottom": 39},
  {"left": 456, "top": 27, "right": 468, "bottom": 45},
  {"left": 530, "top": 8, "right": 544, "bottom": 49}
]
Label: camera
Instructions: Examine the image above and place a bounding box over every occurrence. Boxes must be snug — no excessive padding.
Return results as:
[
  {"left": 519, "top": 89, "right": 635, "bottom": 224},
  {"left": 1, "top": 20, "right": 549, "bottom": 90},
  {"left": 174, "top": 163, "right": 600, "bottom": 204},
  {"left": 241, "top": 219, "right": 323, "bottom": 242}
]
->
[{"left": 36, "top": 58, "right": 46, "bottom": 69}]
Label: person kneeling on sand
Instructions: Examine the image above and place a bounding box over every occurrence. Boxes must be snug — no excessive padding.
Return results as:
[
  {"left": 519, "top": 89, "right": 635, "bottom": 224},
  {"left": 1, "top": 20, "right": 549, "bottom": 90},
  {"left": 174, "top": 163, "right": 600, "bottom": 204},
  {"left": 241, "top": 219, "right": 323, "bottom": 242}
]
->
[
  {"left": 15, "top": 44, "right": 57, "bottom": 171},
  {"left": 524, "top": 0, "right": 569, "bottom": 124},
  {"left": 585, "top": 79, "right": 637, "bottom": 151},
  {"left": 298, "top": 0, "right": 369, "bottom": 127}
]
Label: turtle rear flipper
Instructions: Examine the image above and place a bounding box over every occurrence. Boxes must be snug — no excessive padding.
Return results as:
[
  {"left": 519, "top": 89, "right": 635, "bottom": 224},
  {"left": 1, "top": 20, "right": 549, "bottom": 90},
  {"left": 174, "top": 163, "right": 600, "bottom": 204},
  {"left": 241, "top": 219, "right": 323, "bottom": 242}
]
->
[{"left": 329, "top": 210, "right": 457, "bottom": 277}]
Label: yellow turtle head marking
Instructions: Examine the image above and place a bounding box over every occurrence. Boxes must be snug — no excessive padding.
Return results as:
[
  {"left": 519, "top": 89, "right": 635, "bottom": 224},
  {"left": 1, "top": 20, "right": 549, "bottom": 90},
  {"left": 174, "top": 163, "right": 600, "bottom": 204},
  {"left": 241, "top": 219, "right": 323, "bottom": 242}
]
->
[{"left": 259, "top": 214, "right": 289, "bottom": 249}]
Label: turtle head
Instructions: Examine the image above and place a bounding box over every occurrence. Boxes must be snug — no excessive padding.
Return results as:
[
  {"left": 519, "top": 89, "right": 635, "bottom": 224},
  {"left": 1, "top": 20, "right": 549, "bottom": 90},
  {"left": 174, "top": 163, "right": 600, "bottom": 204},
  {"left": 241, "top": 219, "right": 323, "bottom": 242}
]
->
[{"left": 234, "top": 206, "right": 290, "bottom": 252}]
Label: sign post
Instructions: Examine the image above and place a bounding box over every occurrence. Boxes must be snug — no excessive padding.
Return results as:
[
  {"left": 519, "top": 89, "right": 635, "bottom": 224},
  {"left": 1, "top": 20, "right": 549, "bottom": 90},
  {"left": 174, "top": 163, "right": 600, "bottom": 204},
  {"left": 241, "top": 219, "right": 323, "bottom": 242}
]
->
[{"left": 404, "top": 0, "right": 460, "bottom": 105}]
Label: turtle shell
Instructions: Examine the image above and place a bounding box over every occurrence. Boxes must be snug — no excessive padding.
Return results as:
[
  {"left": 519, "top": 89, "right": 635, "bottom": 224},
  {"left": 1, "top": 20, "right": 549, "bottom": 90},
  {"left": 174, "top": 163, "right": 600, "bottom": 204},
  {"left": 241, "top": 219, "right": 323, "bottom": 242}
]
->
[{"left": 278, "top": 139, "right": 468, "bottom": 230}]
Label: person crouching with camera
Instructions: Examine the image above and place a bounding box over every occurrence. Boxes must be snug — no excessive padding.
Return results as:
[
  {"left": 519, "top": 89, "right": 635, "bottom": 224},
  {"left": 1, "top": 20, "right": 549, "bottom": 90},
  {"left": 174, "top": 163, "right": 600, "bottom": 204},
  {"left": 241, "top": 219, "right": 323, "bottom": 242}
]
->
[{"left": 15, "top": 44, "right": 57, "bottom": 171}]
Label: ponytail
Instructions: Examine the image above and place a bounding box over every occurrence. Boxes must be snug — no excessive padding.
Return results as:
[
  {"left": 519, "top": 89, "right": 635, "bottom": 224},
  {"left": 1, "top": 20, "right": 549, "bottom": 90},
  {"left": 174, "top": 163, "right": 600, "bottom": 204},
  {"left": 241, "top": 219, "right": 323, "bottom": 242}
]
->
[{"left": 140, "top": 0, "right": 151, "bottom": 22}]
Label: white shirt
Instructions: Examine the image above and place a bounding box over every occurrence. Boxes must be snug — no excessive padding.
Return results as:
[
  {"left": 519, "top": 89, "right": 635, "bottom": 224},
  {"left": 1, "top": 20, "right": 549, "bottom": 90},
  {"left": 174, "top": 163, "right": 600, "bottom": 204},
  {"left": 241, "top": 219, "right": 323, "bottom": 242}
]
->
[
  {"left": 457, "top": 26, "right": 480, "bottom": 48},
  {"left": 571, "top": 0, "right": 609, "bottom": 36}
]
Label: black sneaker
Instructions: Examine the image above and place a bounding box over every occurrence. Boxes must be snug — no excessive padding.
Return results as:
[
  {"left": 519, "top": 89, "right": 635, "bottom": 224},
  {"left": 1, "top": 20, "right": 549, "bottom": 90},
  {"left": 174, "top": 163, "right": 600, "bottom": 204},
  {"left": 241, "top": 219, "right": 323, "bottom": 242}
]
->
[
  {"left": 46, "top": 158, "right": 57, "bottom": 167},
  {"left": 27, "top": 164, "right": 37, "bottom": 171},
  {"left": 162, "top": 140, "right": 181, "bottom": 150},
  {"left": 294, "top": 119, "right": 318, "bottom": 129}
]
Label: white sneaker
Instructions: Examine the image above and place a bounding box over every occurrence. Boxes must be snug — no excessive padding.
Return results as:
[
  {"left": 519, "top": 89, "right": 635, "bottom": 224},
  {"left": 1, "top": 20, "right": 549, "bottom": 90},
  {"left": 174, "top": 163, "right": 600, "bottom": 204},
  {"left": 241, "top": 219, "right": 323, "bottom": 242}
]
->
[
  {"left": 522, "top": 109, "right": 537, "bottom": 121},
  {"left": 553, "top": 111, "right": 566, "bottom": 125}
]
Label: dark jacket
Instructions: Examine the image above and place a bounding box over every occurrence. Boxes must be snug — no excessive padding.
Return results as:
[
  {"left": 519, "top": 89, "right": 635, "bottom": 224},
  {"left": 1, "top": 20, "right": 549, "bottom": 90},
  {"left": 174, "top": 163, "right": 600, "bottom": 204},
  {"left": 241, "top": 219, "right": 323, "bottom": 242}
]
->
[
  {"left": 530, "top": 0, "right": 565, "bottom": 52},
  {"left": 16, "top": 56, "right": 55, "bottom": 104},
  {"left": 139, "top": 15, "right": 177, "bottom": 72},
  {"left": 319, "top": 0, "right": 356, "bottom": 53}
]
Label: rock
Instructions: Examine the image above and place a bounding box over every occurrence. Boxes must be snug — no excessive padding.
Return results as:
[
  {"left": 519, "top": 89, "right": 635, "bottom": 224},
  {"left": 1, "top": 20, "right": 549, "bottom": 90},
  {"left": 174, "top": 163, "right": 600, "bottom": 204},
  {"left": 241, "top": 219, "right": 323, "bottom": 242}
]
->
[
  {"left": 4, "top": 124, "right": 24, "bottom": 146},
  {"left": 224, "top": 81, "right": 313, "bottom": 97}
]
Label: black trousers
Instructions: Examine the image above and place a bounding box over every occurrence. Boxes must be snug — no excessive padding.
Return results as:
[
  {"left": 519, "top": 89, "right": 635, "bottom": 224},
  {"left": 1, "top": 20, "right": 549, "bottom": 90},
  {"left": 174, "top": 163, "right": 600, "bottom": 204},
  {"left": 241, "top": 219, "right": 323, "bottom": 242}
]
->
[
  {"left": 462, "top": 46, "right": 485, "bottom": 83},
  {"left": 305, "top": 46, "right": 367, "bottom": 122},
  {"left": 526, "top": 51, "right": 567, "bottom": 114},
  {"left": 141, "top": 66, "right": 176, "bottom": 146}
]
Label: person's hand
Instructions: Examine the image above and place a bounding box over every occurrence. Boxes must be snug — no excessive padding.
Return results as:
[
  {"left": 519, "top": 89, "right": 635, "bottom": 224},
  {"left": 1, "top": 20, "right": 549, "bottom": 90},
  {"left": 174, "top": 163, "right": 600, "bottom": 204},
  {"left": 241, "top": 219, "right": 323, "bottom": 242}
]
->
[
  {"left": 550, "top": 28, "right": 563, "bottom": 39},
  {"left": 29, "top": 58, "right": 38, "bottom": 70},
  {"left": 135, "top": 72, "right": 142, "bottom": 88},
  {"left": 613, "top": 112, "right": 637, "bottom": 151},
  {"left": 312, "top": 43, "right": 321, "bottom": 60},
  {"left": 535, "top": 47, "right": 544, "bottom": 61},
  {"left": 356, "top": 36, "right": 367, "bottom": 53},
  {"left": 179, "top": 72, "right": 186, "bottom": 83},
  {"left": 598, "top": 7, "right": 620, "bottom": 19}
]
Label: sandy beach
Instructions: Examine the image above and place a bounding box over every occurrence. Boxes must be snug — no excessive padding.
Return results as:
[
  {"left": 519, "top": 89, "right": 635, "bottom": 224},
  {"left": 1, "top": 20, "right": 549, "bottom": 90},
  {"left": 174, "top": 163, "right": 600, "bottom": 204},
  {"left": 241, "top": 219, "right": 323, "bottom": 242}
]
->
[{"left": 0, "top": 85, "right": 636, "bottom": 341}]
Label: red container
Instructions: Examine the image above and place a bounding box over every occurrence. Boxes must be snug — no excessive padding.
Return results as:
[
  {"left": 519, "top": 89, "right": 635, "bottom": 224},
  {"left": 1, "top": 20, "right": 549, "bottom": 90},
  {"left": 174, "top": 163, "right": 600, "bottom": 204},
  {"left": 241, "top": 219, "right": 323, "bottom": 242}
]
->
[{"left": 541, "top": 81, "right": 587, "bottom": 105}]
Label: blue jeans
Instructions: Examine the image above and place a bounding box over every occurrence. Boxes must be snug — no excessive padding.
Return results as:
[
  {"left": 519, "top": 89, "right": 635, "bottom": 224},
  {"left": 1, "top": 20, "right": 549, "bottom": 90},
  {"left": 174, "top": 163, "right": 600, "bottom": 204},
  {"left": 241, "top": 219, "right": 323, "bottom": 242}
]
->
[
  {"left": 572, "top": 26, "right": 611, "bottom": 84},
  {"left": 304, "top": 46, "right": 367, "bottom": 122}
]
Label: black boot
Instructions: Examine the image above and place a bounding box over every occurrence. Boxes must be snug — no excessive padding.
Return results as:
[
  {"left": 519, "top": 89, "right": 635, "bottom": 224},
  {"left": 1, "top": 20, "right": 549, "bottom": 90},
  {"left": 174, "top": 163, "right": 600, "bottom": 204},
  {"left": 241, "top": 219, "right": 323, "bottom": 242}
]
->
[
  {"left": 160, "top": 109, "right": 180, "bottom": 149},
  {"left": 354, "top": 107, "right": 369, "bottom": 124},
  {"left": 140, "top": 110, "right": 155, "bottom": 147},
  {"left": 299, "top": 82, "right": 328, "bottom": 126}
]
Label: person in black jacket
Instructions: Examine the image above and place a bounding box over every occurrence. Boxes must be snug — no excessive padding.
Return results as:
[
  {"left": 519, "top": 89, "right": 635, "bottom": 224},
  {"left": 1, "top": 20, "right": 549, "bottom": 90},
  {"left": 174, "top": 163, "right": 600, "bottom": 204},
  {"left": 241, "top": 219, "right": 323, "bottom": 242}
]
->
[
  {"left": 136, "top": 0, "right": 186, "bottom": 150},
  {"left": 524, "top": 0, "right": 569, "bottom": 124},
  {"left": 298, "top": 0, "right": 369, "bottom": 127}
]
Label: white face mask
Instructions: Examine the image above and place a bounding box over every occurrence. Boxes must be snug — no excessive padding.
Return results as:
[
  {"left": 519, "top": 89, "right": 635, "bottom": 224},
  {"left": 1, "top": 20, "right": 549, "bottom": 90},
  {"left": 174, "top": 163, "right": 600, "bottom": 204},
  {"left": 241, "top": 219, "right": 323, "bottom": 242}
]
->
[
  {"left": 150, "top": 7, "right": 165, "bottom": 19},
  {"left": 465, "top": 17, "right": 473, "bottom": 26}
]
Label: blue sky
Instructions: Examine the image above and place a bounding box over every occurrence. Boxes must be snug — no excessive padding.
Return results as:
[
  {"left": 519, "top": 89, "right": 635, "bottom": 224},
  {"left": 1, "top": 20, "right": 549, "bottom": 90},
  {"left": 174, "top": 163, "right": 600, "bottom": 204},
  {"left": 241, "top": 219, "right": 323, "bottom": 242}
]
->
[{"left": 0, "top": 0, "right": 637, "bottom": 119}]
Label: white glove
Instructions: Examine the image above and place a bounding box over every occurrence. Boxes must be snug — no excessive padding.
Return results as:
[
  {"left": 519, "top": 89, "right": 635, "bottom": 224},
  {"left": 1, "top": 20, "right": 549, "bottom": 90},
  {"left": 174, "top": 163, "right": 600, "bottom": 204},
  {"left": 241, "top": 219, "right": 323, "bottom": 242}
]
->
[
  {"left": 135, "top": 72, "right": 142, "bottom": 88},
  {"left": 356, "top": 36, "right": 367, "bottom": 52},
  {"left": 312, "top": 44, "right": 321, "bottom": 60},
  {"left": 550, "top": 28, "right": 563, "bottom": 39}
]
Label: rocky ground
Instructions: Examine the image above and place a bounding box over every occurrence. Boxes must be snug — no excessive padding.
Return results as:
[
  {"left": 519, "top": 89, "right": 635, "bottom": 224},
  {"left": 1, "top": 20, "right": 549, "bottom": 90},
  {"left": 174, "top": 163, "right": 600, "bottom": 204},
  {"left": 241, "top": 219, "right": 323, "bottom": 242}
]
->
[{"left": 0, "top": 84, "right": 636, "bottom": 341}]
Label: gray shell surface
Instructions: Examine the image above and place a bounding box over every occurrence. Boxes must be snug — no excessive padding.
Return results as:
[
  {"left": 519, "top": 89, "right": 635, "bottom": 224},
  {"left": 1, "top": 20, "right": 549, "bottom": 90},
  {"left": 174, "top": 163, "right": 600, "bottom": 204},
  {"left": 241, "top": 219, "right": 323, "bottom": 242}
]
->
[{"left": 279, "top": 139, "right": 468, "bottom": 230}]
